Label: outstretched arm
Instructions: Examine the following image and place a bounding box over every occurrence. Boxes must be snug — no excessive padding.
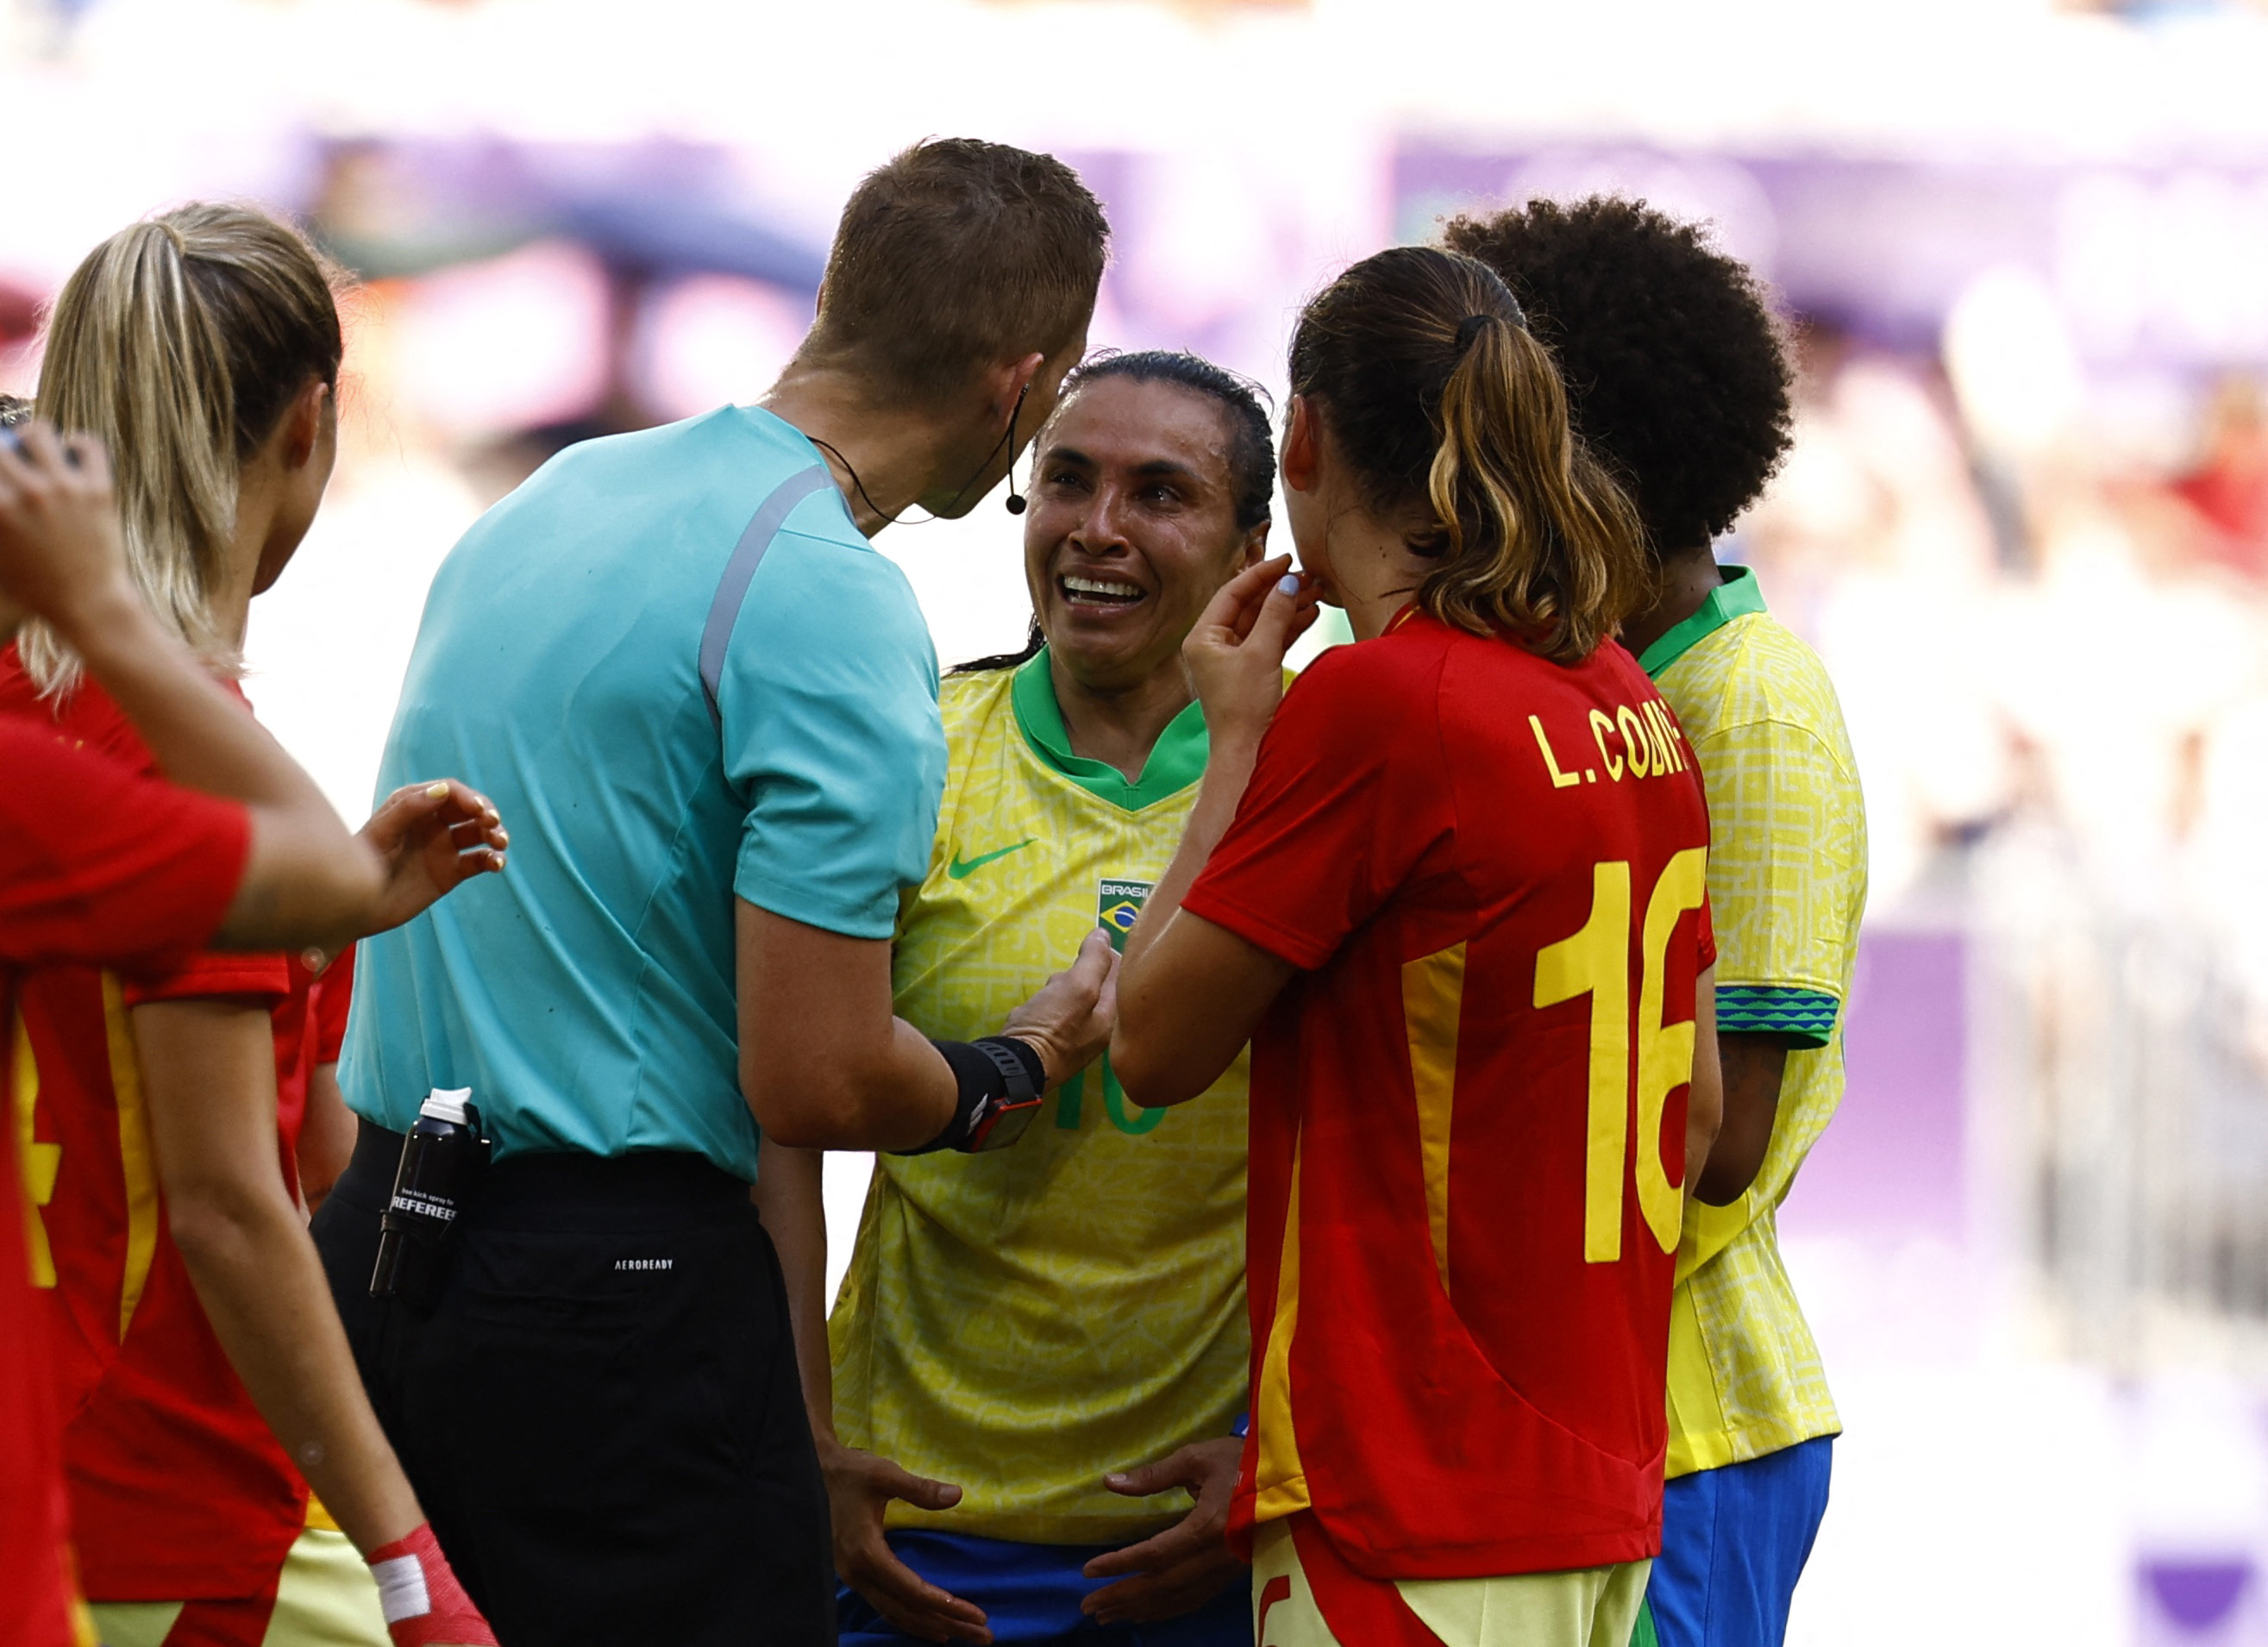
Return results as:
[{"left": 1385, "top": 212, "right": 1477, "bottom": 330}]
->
[
  {"left": 0, "top": 423, "right": 505, "bottom": 955},
  {"left": 736, "top": 908, "right": 958, "bottom": 1150},
  {"left": 0, "top": 425, "right": 379, "bottom": 948},
  {"left": 1112, "top": 558, "right": 1311, "bottom": 1108},
  {"left": 736, "top": 904, "right": 1118, "bottom": 1151},
  {"left": 1113, "top": 911, "right": 1289, "bottom": 1112}
]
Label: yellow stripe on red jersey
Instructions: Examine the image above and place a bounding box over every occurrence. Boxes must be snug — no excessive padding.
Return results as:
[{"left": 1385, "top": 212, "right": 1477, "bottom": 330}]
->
[
  {"left": 3, "top": 659, "right": 312, "bottom": 1600},
  {"left": 1186, "top": 613, "right": 1715, "bottom": 1580}
]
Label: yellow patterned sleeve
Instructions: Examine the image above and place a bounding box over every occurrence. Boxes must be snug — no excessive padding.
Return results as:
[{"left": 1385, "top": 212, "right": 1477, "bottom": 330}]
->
[{"left": 1689, "top": 711, "right": 1865, "bottom": 1049}]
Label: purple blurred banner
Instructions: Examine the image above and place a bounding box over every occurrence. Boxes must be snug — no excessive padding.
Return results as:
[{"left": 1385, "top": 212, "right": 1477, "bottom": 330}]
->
[
  {"left": 1783, "top": 930, "right": 1968, "bottom": 1243},
  {"left": 1397, "top": 145, "right": 2268, "bottom": 368},
  {"left": 313, "top": 138, "right": 826, "bottom": 291}
]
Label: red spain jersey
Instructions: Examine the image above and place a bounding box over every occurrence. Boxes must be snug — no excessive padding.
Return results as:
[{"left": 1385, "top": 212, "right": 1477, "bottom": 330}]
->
[
  {"left": 1183, "top": 611, "right": 1715, "bottom": 1581},
  {"left": 1, "top": 723, "right": 250, "bottom": 1647},
  {"left": 1, "top": 650, "right": 312, "bottom": 1600},
  {"left": 275, "top": 944, "right": 355, "bottom": 1200}
]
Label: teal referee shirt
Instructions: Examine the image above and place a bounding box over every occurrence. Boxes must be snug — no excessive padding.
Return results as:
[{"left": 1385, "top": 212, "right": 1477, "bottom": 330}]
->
[{"left": 337, "top": 406, "right": 944, "bottom": 1180}]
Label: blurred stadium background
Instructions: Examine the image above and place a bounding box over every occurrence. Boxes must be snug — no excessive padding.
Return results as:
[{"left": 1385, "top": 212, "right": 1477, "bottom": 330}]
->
[{"left": 14, "top": 0, "right": 2268, "bottom": 1638}]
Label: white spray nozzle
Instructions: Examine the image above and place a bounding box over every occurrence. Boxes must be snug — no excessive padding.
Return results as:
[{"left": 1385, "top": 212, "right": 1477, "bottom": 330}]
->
[{"left": 420, "top": 1087, "right": 472, "bottom": 1125}]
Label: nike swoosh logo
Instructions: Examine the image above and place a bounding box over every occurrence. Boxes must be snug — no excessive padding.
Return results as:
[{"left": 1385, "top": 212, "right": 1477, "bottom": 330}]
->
[{"left": 947, "top": 839, "right": 1037, "bottom": 880}]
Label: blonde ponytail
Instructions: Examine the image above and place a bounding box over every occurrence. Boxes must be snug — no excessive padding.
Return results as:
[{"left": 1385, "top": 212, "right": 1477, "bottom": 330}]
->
[
  {"left": 1287, "top": 245, "right": 1649, "bottom": 664},
  {"left": 1420, "top": 316, "right": 1648, "bottom": 662},
  {"left": 19, "top": 204, "right": 343, "bottom": 695}
]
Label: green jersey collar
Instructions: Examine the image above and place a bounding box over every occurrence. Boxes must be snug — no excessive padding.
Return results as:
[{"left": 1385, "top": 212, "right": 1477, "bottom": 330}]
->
[
  {"left": 1637, "top": 565, "right": 1768, "bottom": 679},
  {"left": 1011, "top": 648, "right": 1210, "bottom": 812}
]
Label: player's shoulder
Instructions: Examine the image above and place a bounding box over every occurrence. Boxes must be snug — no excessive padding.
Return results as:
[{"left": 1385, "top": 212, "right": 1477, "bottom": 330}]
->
[
  {"left": 0, "top": 727, "right": 247, "bottom": 973},
  {"left": 471, "top": 406, "right": 858, "bottom": 570},
  {"left": 0, "top": 720, "right": 132, "bottom": 798},
  {"left": 736, "top": 523, "right": 933, "bottom": 693},
  {"left": 1673, "top": 612, "right": 1854, "bottom": 758},
  {"left": 1719, "top": 610, "right": 1833, "bottom": 696},
  {"left": 0, "top": 655, "right": 142, "bottom": 768},
  {"left": 0, "top": 642, "right": 37, "bottom": 717},
  {"left": 0, "top": 723, "right": 113, "bottom": 845},
  {"left": 937, "top": 666, "right": 1018, "bottom": 745},
  {"left": 1284, "top": 613, "right": 1454, "bottom": 717},
  {"left": 1429, "top": 620, "right": 1654, "bottom": 726},
  {"left": 1581, "top": 632, "right": 1666, "bottom": 700},
  {"left": 528, "top": 404, "right": 807, "bottom": 492},
  {"left": 477, "top": 410, "right": 709, "bottom": 530}
]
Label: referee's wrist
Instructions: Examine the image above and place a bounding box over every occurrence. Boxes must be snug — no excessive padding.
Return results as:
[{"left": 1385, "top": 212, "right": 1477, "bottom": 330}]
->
[
  {"left": 900, "top": 1036, "right": 1046, "bottom": 1155},
  {"left": 991, "top": 1033, "right": 1047, "bottom": 1092}
]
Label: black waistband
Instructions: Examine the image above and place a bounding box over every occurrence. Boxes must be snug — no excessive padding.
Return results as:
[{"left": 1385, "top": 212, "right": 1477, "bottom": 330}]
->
[{"left": 337, "top": 1119, "right": 752, "bottom": 1232}]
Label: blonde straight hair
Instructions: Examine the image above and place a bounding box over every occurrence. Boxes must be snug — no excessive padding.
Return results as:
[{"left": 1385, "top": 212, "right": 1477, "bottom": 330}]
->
[{"left": 20, "top": 204, "right": 344, "bottom": 694}]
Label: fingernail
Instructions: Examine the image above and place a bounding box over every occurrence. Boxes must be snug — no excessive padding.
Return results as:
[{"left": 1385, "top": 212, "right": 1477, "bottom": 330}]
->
[
  {"left": 426, "top": 781, "right": 449, "bottom": 798},
  {"left": 1276, "top": 574, "right": 1300, "bottom": 595}
]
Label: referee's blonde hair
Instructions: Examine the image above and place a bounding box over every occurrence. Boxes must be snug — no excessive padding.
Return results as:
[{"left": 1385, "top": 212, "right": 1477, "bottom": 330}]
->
[
  {"left": 1288, "top": 246, "right": 1648, "bottom": 664},
  {"left": 19, "top": 204, "right": 344, "bottom": 695}
]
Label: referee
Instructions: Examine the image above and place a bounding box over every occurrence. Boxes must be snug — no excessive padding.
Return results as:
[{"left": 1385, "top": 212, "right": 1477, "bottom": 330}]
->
[{"left": 312, "top": 140, "right": 1114, "bottom": 1647}]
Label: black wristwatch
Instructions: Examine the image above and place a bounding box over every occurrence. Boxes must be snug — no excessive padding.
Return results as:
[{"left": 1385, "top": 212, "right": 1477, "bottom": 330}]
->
[{"left": 962, "top": 1037, "right": 1045, "bottom": 1152}]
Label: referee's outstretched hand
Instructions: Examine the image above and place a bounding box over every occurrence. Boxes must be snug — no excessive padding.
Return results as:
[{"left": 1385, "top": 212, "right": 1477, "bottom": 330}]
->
[
  {"left": 1080, "top": 1436, "right": 1244, "bottom": 1626},
  {"left": 821, "top": 1441, "right": 993, "bottom": 1644},
  {"left": 1181, "top": 554, "right": 1319, "bottom": 754}
]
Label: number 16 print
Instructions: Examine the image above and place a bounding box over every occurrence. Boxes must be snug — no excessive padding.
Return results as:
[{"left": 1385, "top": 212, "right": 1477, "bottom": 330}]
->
[{"left": 1532, "top": 849, "right": 1708, "bottom": 1263}]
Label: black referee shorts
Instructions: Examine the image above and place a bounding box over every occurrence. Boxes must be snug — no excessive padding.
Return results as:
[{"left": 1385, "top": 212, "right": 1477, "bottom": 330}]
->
[{"left": 313, "top": 1123, "right": 836, "bottom": 1646}]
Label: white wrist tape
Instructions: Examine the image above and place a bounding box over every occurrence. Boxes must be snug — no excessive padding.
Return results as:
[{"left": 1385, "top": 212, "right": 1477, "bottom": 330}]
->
[{"left": 371, "top": 1553, "right": 433, "bottom": 1625}]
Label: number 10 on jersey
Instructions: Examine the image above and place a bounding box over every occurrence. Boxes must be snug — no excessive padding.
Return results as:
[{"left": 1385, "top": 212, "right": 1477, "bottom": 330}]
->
[{"left": 1533, "top": 849, "right": 1709, "bottom": 1264}]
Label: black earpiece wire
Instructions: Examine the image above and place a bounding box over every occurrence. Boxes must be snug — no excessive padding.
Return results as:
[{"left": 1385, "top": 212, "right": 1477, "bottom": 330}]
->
[{"left": 811, "top": 381, "right": 1032, "bottom": 530}]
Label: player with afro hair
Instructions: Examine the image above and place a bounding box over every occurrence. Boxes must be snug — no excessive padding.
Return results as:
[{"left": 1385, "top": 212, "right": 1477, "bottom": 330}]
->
[
  {"left": 1447, "top": 197, "right": 1866, "bottom": 1647},
  {"left": 1443, "top": 195, "right": 1792, "bottom": 636}
]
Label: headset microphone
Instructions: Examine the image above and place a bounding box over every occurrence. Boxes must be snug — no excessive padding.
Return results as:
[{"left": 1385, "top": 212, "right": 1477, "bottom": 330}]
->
[{"left": 1004, "top": 382, "right": 1030, "bottom": 514}]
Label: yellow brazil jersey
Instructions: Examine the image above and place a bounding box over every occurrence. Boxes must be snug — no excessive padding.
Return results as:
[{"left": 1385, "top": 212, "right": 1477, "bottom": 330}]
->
[
  {"left": 827, "top": 651, "right": 1250, "bottom": 1545},
  {"left": 1639, "top": 567, "right": 1868, "bottom": 1478}
]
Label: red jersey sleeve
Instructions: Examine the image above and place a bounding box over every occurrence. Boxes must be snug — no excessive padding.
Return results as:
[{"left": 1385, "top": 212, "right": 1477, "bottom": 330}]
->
[
  {"left": 1184, "top": 641, "right": 1458, "bottom": 971},
  {"left": 123, "top": 949, "right": 291, "bottom": 1008},
  {"left": 0, "top": 726, "right": 251, "bottom": 979},
  {"left": 312, "top": 944, "right": 356, "bottom": 1064}
]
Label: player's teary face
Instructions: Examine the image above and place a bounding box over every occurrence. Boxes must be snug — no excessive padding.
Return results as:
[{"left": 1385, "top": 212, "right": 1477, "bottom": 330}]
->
[{"left": 1023, "top": 376, "right": 1264, "bottom": 694}]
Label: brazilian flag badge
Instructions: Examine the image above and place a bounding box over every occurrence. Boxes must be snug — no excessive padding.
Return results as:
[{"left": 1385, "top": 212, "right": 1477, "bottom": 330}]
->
[{"left": 1097, "top": 878, "right": 1154, "bottom": 952}]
